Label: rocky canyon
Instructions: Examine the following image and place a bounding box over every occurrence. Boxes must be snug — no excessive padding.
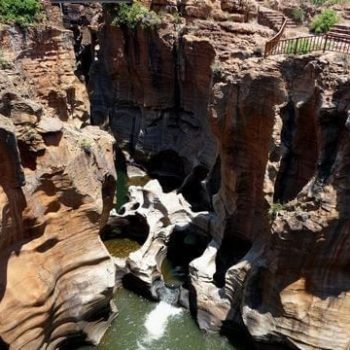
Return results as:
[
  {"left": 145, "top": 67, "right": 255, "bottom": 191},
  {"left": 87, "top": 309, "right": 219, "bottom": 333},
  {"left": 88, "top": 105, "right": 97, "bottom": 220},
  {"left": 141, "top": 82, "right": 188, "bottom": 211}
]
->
[{"left": 0, "top": 0, "right": 350, "bottom": 349}]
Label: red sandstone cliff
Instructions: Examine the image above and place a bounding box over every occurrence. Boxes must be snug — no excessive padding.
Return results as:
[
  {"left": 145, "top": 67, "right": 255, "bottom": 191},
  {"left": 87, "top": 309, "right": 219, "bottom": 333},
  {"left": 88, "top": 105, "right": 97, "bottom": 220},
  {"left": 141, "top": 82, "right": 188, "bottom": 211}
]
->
[
  {"left": 1, "top": 1, "right": 350, "bottom": 349},
  {"left": 0, "top": 23, "right": 117, "bottom": 348},
  {"left": 89, "top": 1, "right": 350, "bottom": 349}
]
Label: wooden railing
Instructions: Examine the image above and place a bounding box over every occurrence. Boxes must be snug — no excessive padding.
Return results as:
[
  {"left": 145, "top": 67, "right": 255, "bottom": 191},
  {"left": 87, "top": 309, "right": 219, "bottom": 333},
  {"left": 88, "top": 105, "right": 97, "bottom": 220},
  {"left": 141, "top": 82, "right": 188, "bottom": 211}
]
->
[
  {"left": 264, "top": 16, "right": 288, "bottom": 57},
  {"left": 265, "top": 34, "right": 350, "bottom": 56}
]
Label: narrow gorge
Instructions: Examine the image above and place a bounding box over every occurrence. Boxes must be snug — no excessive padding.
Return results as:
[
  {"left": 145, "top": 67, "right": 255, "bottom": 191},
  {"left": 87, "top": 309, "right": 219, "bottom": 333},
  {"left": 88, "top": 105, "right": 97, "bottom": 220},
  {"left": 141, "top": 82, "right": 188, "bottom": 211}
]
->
[{"left": 0, "top": 0, "right": 350, "bottom": 349}]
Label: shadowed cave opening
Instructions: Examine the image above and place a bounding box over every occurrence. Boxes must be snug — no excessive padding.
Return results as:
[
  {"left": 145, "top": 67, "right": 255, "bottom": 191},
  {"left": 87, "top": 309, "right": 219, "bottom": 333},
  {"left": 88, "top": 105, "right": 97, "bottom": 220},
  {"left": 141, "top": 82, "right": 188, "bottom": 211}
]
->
[
  {"left": 101, "top": 213, "right": 149, "bottom": 257},
  {"left": 177, "top": 164, "right": 211, "bottom": 212},
  {"left": 145, "top": 150, "right": 185, "bottom": 193},
  {"left": 214, "top": 235, "right": 252, "bottom": 288},
  {"left": 162, "top": 226, "right": 210, "bottom": 287},
  {"left": 274, "top": 99, "right": 319, "bottom": 204}
]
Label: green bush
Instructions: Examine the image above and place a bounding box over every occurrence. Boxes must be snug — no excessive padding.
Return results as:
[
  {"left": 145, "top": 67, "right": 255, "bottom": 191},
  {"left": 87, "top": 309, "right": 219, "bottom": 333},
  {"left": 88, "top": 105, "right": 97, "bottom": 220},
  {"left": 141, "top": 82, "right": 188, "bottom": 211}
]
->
[
  {"left": 109, "top": 2, "right": 161, "bottom": 29},
  {"left": 310, "top": 9, "right": 338, "bottom": 34},
  {"left": 268, "top": 202, "right": 285, "bottom": 219},
  {"left": 0, "top": 0, "right": 42, "bottom": 26},
  {"left": 0, "top": 51, "right": 11, "bottom": 69},
  {"left": 79, "top": 138, "right": 93, "bottom": 154},
  {"left": 291, "top": 8, "right": 305, "bottom": 23}
]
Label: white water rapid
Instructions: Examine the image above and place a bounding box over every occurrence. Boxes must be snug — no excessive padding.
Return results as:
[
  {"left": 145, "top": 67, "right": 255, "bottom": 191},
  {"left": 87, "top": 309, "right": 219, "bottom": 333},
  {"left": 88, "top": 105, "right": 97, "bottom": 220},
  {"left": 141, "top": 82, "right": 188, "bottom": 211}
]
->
[{"left": 137, "top": 288, "right": 183, "bottom": 349}]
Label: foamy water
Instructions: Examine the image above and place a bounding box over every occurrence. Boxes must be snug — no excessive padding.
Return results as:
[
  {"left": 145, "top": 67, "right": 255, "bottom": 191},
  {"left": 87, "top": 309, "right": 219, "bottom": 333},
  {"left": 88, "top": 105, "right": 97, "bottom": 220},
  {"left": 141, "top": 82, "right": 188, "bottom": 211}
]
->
[{"left": 137, "top": 301, "right": 183, "bottom": 349}]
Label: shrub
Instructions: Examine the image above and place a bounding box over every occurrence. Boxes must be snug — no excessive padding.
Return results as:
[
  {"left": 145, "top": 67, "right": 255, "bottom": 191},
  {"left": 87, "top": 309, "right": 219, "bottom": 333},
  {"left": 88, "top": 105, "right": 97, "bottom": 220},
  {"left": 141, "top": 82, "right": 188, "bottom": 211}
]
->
[
  {"left": 211, "top": 61, "right": 224, "bottom": 80},
  {"left": 109, "top": 2, "right": 161, "bottom": 29},
  {"left": 310, "top": 9, "right": 338, "bottom": 34},
  {"left": 311, "top": 0, "right": 350, "bottom": 5},
  {"left": 0, "top": 0, "right": 42, "bottom": 27},
  {"left": 0, "top": 51, "right": 11, "bottom": 69},
  {"left": 80, "top": 138, "right": 93, "bottom": 154},
  {"left": 172, "top": 11, "right": 183, "bottom": 24},
  {"left": 291, "top": 8, "right": 305, "bottom": 24},
  {"left": 268, "top": 202, "right": 285, "bottom": 219}
]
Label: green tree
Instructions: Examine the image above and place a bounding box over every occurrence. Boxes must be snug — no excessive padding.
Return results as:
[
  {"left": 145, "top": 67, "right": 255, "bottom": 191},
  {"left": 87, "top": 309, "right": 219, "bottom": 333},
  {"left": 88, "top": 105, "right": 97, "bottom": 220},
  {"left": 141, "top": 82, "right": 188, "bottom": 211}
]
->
[
  {"left": 108, "top": 2, "right": 161, "bottom": 29},
  {"left": 0, "top": 0, "right": 42, "bottom": 27}
]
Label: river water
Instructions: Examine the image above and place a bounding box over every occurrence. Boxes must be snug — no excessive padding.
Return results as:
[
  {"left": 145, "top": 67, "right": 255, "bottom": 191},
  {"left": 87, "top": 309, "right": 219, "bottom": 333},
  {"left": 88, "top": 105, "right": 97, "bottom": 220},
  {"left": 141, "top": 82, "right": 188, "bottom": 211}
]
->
[
  {"left": 81, "top": 288, "right": 236, "bottom": 350},
  {"left": 89, "top": 163, "right": 238, "bottom": 350}
]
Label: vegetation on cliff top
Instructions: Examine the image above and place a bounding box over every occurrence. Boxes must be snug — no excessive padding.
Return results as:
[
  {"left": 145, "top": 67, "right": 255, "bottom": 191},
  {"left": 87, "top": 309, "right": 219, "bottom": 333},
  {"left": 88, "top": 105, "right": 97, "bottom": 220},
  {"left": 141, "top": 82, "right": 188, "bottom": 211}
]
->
[
  {"left": 310, "top": 9, "right": 338, "bottom": 34},
  {"left": 0, "top": 50, "right": 11, "bottom": 70},
  {"left": 0, "top": 0, "right": 42, "bottom": 26},
  {"left": 107, "top": 2, "right": 161, "bottom": 29}
]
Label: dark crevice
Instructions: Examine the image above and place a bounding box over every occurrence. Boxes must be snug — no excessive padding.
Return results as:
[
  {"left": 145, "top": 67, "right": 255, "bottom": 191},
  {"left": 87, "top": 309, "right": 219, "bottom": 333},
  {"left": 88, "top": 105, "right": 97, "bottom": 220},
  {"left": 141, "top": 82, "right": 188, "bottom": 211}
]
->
[
  {"left": 146, "top": 150, "right": 185, "bottom": 193},
  {"left": 122, "top": 274, "right": 156, "bottom": 300},
  {"left": 0, "top": 337, "right": 8, "bottom": 350},
  {"left": 165, "top": 226, "right": 210, "bottom": 284},
  {"left": 17, "top": 141, "right": 38, "bottom": 171},
  {"left": 101, "top": 213, "right": 149, "bottom": 245},
  {"left": 274, "top": 98, "right": 319, "bottom": 203},
  {"left": 316, "top": 110, "right": 347, "bottom": 184},
  {"left": 178, "top": 164, "right": 210, "bottom": 212},
  {"left": 273, "top": 100, "right": 296, "bottom": 203},
  {"left": 214, "top": 234, "right": 252, "bottom": 288},
  {"left": 207, "top": 156, "right": 221, "bottom": 202}
]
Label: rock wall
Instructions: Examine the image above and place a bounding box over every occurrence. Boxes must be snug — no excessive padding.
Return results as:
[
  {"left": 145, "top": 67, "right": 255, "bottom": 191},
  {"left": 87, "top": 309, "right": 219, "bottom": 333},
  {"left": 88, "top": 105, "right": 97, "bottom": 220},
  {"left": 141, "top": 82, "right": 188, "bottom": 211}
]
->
[
  {"left": 91, "top": 2, "right": 350, "bottom": 349},
  {"left": 0, "top": 24, "right": 117, "bottom": 348},
  {"left": 1, "top": 1, "right": 349, "bottom": 349},
  {"left": 195, "top": 55, "right": 350, "bottom": 350},
  {"left": 90, "top": 20, "right": 217, "bottom": 172},
  {"left": 242, "top": 57, "right": 350, "bottom": 350}
]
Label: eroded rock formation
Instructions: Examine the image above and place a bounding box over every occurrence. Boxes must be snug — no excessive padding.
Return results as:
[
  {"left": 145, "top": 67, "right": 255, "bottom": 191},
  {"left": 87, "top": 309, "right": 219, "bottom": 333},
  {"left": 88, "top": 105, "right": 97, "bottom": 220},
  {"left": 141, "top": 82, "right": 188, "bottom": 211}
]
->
[
  {"left": 109, "top": 176, "right": 209, "bottom": 296},
  {"left": 0, "top": 23, "right": 117, "bottom": 348},
  {"left": 1, "top": 1, "right": 350, "bottom": 349},
  {"left": 88, "top": 1, "right": 350, "bottom": 349}
]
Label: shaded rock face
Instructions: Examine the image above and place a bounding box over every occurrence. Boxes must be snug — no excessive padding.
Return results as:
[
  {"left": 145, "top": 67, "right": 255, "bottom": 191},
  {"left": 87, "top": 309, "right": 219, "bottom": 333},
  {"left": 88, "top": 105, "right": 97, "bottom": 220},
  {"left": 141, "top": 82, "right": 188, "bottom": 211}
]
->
[
  {"left": 241, "top": 59, "right": 350, "bottom": 350},
  {"left": 0, "top": 24, "right": 117, "bottom": 349},
  {"left": 198, "top": 57, "right": 350, "bottom": 350},
  {"left": 0, "top": 2, "right": 348, "bottom": 350},
  {"left": 90, "top": 22, "right": 217, "bottom": 174}
]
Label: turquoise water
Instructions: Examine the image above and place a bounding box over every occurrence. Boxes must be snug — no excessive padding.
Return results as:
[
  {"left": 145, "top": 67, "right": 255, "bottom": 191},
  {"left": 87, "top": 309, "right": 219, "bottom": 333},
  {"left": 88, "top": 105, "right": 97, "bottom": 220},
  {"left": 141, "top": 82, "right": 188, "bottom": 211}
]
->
[{"left": 81, "top": 288, "right": 236, "bottom": 350}]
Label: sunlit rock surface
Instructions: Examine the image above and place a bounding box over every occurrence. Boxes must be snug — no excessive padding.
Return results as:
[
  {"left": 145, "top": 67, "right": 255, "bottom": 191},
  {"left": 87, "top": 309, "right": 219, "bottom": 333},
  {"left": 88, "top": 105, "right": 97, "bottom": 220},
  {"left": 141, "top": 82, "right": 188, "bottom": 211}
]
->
[{"left": 0, "top": 22, "right": 117, "bottom": 349}]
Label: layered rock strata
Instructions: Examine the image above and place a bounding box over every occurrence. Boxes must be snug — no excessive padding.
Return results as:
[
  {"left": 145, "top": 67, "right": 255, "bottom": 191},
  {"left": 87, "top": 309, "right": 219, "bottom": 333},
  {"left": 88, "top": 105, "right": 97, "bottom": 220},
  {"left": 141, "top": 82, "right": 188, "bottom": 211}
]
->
[
  {"left": 90, "top": 2, "right": 350, "bottom": 349},
  {"left": 0, "top": 23, "right": 117, "bottom": 348}
]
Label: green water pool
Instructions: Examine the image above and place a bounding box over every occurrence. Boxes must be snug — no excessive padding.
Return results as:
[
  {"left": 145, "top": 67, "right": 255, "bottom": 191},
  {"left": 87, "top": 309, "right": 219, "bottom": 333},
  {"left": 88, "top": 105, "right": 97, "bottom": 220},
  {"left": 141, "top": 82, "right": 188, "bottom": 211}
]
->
[{"left": 81, "top": 288, "right": 237, "bottom": 350}]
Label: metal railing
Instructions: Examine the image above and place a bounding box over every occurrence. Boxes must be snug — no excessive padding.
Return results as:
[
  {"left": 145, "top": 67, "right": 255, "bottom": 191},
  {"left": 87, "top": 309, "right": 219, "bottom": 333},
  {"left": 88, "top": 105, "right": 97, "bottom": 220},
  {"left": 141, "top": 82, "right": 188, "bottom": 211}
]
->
[
  {"left": 264, "top": 16, "right": 288, "bottom": 56},
  {"left": 265, "top": 33, "right": 350, "bottom": 56}
]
